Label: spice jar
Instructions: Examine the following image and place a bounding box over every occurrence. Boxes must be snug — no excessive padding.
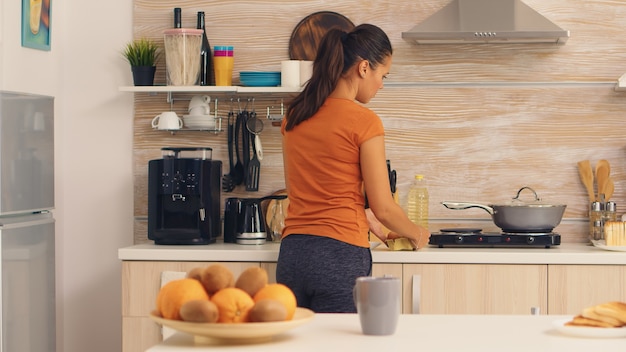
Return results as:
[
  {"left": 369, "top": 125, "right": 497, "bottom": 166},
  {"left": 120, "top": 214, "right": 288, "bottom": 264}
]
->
[
  {"left": 589, "top": 201, "right": 603, "bottom": 241},
  {"left": 604, "top": 201, "right": 617, "bottom": 223}
]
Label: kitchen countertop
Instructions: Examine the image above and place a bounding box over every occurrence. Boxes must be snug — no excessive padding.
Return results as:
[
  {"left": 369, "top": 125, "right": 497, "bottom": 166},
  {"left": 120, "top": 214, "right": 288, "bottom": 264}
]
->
[
  {"left": 146, "top": 314, "right": 626, "bottom": 351},
  {"left": 118, "top": 242, "right": 626, "bottom": 265}
]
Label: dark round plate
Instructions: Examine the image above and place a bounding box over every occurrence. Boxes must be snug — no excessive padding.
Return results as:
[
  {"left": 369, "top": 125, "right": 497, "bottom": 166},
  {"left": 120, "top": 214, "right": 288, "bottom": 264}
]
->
[{"left": 288, "top": 11, "right": 355, "bottom": 60}]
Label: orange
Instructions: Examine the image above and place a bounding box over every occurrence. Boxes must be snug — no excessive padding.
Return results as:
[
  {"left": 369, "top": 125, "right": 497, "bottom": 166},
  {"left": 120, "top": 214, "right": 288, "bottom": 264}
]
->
[
  {"left": 253, "top": 283, "right": 297, "bottom": 320},
  {"left": 210, "top": 287, "right": 255, "bottom": 323},
  {"left": 156, "top": 278, "right": 210, "bottom": 320}
]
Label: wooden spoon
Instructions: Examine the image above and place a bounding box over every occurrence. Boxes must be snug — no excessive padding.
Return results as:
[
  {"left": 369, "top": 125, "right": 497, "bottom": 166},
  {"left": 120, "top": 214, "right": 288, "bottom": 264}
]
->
[
  {"left": 595, "top": 159, "right": 610, "bottom": 200},
  {"left": 577, "top": 160, "right": 595, "bottom": 202},
  {"left": 605, "top": 177, "right": 615, "bottom": 201}
]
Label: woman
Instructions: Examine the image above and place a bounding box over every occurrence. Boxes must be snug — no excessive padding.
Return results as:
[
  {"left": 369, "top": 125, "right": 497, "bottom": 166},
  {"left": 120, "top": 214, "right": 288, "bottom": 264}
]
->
[{"left": 277, "top": 24, "right": 430, "bottom": 313}]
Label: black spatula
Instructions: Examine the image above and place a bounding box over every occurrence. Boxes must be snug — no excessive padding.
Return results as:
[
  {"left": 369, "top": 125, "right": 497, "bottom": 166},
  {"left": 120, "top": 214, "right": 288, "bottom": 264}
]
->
[{"left": 246, "top": 132, "right": 260, "bottom": 191}]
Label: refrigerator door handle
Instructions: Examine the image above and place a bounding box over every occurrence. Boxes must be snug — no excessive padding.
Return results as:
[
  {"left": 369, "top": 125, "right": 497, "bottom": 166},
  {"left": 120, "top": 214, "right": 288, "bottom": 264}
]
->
[{"left": 0, "top": 215, "right": 54, "bottom": 230}]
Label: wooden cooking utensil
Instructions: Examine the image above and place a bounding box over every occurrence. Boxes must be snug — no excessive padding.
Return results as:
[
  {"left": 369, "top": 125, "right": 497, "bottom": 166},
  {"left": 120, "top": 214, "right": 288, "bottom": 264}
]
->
[
  {"left": 605, "top": 177, "right": 615, "bottom": 201},
  {"left": 577, "top": 160, "right": 595, "bottom": 202},
  {"left": 595, "top": 159, "right": 610, "bottom": 200}
]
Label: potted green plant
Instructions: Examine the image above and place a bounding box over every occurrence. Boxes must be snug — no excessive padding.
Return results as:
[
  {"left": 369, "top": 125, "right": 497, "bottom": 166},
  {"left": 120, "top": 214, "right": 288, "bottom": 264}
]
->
[{"left": 123, "top": 38, "right": 161, "bottom": 86}]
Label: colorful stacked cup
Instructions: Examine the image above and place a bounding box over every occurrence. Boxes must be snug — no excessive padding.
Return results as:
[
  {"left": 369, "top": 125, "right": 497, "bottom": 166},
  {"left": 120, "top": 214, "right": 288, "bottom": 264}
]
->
[{"left": 213, "top": 46, "right": 234, "bottom": 86}]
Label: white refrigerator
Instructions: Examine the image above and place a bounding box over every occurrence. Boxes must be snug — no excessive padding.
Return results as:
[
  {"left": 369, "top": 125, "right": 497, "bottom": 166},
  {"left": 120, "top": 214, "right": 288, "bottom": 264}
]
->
[{"left": 0, "top": 91, "right": 55, "bottom": 352}]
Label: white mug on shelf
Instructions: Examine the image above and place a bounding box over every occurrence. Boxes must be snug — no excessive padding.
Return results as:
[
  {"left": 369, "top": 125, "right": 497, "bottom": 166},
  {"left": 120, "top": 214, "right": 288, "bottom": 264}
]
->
[
  {"left": 281, "top": 60, "right": 301, "bottom": 88},
  {"left": 188, "top": 95, "right": 211, "bottom": 116},
  {"left": 152, "top": 112, "right": 183, "bottom": 130}
]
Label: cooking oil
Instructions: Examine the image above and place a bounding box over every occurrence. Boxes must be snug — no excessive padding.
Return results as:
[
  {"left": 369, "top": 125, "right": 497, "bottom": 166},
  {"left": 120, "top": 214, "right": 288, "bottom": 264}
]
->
[{"left": 407, "top": 174, "right": 429, "bottom": 230}]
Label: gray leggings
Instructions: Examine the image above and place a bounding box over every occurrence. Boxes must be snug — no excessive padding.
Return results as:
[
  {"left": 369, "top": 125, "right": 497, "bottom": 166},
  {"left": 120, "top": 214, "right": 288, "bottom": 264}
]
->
[{"left": 276, "top": 234, "right": 372, "bottom": 313}]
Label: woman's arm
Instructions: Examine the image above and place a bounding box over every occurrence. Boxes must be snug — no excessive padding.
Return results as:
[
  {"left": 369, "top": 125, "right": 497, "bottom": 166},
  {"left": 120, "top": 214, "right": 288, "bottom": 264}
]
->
[{"left": 360, "top": 136, "right": 430, "bottom": 249}]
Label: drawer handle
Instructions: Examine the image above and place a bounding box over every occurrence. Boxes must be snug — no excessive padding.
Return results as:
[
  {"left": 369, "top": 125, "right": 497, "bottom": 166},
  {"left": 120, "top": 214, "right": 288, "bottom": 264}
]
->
[{"left": 412, "top": 274, "right": 421, "bottom": 314}]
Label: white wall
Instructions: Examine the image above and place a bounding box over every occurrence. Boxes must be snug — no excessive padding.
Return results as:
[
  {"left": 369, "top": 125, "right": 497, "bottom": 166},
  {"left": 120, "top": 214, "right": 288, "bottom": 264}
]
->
[{"left": 1, "top": 0, "right": 134, "bottom": 351}]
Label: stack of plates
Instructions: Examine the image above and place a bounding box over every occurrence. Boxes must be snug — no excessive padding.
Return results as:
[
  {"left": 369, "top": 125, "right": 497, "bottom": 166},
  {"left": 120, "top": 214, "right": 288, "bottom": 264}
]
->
[
  {"left": 183, "top": 115, "right": 216, "bottom": 130},
  {"left": 239, "top": 71, "right": 281, "bottom": 87}
]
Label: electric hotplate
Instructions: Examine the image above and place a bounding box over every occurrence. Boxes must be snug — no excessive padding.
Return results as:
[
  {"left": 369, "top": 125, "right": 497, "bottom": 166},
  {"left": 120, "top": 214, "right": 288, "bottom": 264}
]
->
[{"left": 429, "top": 228, "right": 561, "bottom": 248}]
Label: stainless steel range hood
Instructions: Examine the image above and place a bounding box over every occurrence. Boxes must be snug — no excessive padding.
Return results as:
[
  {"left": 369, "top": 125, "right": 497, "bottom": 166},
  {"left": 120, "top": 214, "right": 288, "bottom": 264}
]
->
[{"left": 402, "top": 0, "right": 569, "bottom": 44}]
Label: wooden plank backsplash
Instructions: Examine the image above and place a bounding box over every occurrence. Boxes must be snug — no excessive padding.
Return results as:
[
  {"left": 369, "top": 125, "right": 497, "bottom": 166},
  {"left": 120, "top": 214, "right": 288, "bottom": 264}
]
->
[{"left": 131, "top": 0, "right": 626, "bottom": 244}]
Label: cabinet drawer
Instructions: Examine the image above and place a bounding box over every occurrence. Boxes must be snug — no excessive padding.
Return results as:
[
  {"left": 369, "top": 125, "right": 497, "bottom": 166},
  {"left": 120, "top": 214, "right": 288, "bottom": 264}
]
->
[{"left": 403, "top": 264, "right": 547, "bottom": 315}]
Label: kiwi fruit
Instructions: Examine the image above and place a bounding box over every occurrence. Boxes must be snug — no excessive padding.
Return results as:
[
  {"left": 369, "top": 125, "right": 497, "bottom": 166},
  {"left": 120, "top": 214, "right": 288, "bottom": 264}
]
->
[
  {"left": 235, "top": 267, "right": 269, "bottom": 297},
  {"left": 186, "top": 267, "right": 203, "bottom": 281},
  {"left": 248, "top": 299, "right": 287, "bottom": 322},
  {"left": 200, "top": 264, "right": 235, "bottom": 295},
  {"left": 179, "top": 300, "right": 219, "bottom": 323}
]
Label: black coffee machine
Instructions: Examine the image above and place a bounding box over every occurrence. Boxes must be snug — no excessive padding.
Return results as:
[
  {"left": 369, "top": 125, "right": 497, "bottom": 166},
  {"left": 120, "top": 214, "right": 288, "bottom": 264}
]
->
[{"left": 148, "top": 147, "right": 222, "bottom": 245}]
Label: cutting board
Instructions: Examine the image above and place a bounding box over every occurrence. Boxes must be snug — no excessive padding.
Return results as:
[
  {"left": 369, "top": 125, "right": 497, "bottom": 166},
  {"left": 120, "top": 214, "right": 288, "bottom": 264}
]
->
[{"left": 289, "top": 11, "right": 355, "bottom": 61}]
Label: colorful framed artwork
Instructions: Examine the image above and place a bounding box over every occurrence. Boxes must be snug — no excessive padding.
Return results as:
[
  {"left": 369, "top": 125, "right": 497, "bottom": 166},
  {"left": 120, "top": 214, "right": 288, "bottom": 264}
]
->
[{"left": 21, "top": 0, "right": 51, "bottom": 51}]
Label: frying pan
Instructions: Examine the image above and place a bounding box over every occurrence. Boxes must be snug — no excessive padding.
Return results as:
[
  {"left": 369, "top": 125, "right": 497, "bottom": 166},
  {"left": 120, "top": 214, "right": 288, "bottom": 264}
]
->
[{"left": 442, "top": 187, "right": 567, "bottom": 233}]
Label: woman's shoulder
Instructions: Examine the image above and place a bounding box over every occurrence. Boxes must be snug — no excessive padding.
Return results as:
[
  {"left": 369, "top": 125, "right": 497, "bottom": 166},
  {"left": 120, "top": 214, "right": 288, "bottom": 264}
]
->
[{"left": 325, "top": 98, "right": 377, "bottom": 116}]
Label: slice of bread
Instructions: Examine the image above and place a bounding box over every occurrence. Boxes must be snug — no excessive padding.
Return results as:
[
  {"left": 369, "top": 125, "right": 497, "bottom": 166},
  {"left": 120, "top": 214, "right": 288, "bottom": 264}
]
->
[
  {"left": 593, "top": 301, "right": 626, "bottom": 324},
  {"left": 385, "top": 237, "right": 416, "bottom": 251},
  {"left": 604, "top": 221, "right": 626, "bottom": 246},
  {"left": 565, "top": 314, "right": 615, "bottom": 328},
  {"left": 582, "top": 306, "right": 623, "bottom": 327}
]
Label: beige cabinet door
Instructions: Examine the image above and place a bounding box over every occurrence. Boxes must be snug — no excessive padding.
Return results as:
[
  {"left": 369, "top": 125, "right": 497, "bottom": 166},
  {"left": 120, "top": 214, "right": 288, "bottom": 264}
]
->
[
  {"left": 261, "top": 262, "right": 278, "bottom": 283},
  {"left": 122, "top": 261, "right": 259, "bottom": 352},
  {"left": 372, "top": 263, "right": 403, "bottom": 278},
  {"left": 548, "top": 265, "right": 626, "bottom": 315},
  {"left": 403, "top": 264, "right": 547, "bottom": 315}
]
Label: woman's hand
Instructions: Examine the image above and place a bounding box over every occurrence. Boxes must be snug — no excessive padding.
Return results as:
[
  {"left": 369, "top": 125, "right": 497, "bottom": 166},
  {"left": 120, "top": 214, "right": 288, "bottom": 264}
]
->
[
  {"left": 399, "top": 231, "right": 431, "bottom": 249},
  {"left": 365, "top": 208, "right": 388, "bottom": 242},
  {"left": 388, "top": 230, "right": 430, "bottom": 249}
]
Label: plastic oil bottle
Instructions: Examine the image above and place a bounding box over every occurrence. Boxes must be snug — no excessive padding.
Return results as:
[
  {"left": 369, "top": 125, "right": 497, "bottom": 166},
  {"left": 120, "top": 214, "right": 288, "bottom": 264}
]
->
[{"left": 407, "top": 174, "right": 429, "bottom": 230}]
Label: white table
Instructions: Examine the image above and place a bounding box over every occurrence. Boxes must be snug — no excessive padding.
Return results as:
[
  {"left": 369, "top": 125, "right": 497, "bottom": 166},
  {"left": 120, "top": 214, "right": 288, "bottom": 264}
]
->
[{"left": 147, "top": 314, "right": 626, "bottom": 351}]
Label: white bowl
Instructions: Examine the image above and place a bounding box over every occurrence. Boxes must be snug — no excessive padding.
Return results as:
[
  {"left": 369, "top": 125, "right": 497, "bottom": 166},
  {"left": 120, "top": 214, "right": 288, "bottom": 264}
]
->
[{"left": 183, "top": 115, "right": 216, "bottom": 129}]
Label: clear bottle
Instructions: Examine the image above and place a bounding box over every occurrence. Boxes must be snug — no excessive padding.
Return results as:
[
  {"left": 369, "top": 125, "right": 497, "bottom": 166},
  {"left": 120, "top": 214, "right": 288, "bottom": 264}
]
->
[
  {"left": 197, "top": 11, "right": 214, "bottom": 86},
  {"left": 407, "top": 174, "right": 429, "bottom": 230}
]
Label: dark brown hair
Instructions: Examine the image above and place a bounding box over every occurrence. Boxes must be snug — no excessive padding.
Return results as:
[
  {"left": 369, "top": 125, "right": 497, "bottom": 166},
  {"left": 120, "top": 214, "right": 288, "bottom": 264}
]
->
[{"left": 284, "top": 24, "right": 392, "bottom": 131}]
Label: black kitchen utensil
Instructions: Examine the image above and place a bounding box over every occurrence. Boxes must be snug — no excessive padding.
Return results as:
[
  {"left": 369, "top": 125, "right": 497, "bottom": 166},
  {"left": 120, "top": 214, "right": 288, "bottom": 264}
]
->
[
  {"left": 386, "top": 160, "right": 397, "bottom": 194},
  {"left": 222, "top": 109, "right": 236, "bottom": 192},
  {"left": 241, "top": 110, "right": 251, "bottom": 183},
  {"left": 232, "top": 110, "right": 244, "bottom": 186},
  {"left": 246, "top": 125, "right": 260, "bottom": 191},
  {"left": 246, "top": 110, "right": 264, "bottom": 161}
]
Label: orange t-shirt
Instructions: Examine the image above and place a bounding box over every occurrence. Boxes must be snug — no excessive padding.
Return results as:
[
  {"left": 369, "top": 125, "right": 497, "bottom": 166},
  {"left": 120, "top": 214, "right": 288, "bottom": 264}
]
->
[{"left": 281, "top": 97, "right": 385, "bottom": 248}]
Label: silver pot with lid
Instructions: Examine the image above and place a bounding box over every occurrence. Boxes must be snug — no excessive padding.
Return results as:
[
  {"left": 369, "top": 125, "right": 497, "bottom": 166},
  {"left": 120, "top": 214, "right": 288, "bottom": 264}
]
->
[{"left": 442, "top": 187, "right": 567, "bottom": 233}]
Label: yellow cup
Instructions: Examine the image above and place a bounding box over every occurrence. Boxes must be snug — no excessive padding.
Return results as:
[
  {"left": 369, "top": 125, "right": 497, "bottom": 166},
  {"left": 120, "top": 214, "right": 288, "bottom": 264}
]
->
[
  {"left": 213, "top": 46, "right": 234, "bottom": 86},
  {"left": 214, "top": 56, "right": 234, "bottom": 86}
]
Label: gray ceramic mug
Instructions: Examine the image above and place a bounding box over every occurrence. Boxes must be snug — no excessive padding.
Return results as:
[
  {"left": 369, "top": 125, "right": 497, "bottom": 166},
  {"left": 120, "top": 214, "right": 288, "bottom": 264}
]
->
[{"left": 353, "top": 276, "right": 401, "bottom": 335}]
